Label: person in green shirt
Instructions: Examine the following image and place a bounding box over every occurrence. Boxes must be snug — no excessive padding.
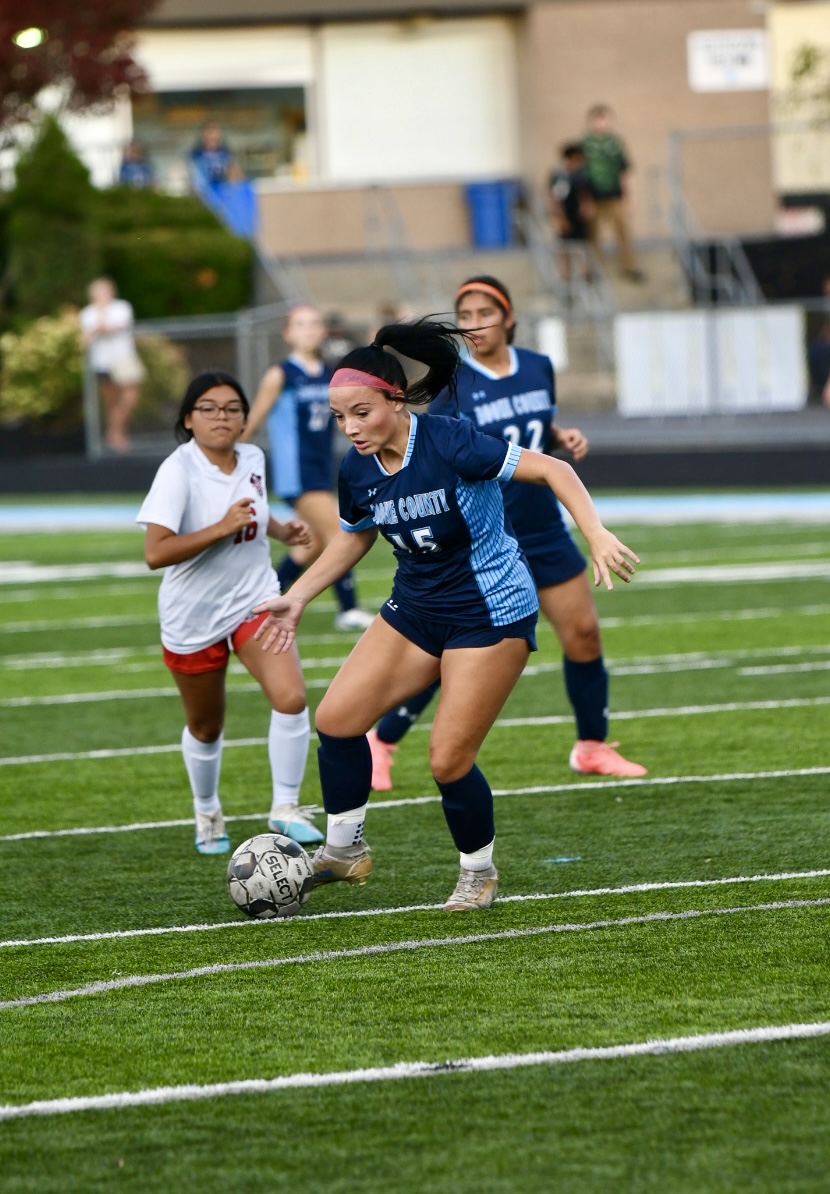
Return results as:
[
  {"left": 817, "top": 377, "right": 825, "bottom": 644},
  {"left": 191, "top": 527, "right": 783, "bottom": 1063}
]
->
[{"left": 582, "top": 104, "right": 644, "bottom": 281}]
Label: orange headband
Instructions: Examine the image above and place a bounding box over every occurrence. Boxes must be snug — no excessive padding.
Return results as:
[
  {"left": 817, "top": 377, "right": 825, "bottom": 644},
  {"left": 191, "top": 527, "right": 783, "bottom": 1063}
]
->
[
  {"left": 330, "top": 367, "right": 404, "bottom": 397},
  {"left": 455, "top": 281, "right": 513, "bottom": 315}
]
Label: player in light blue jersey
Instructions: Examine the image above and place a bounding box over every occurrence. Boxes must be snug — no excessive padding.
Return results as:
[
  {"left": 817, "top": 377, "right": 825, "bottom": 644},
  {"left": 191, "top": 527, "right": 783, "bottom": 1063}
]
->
[
  {"left": 368, "top": 276, "right": 646, "bottom": 788},
  {"left": 253, "top": 321, "right": 639, "bottom": 910},
  {"left": 241, "top": 303, "right": 373, "bottom": 632}
]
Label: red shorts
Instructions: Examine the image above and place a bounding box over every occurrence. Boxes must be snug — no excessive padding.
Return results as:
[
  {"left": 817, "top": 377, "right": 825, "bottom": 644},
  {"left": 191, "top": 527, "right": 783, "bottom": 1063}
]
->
[{"left": 162, "top": 611, "right": 271, "bottom": 675}]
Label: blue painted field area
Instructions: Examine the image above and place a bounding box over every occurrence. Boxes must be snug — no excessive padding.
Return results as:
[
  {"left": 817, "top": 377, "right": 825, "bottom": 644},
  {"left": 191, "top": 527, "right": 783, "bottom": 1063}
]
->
[{"left": 0, "top": 491, "right": 829, "bottom": 532}]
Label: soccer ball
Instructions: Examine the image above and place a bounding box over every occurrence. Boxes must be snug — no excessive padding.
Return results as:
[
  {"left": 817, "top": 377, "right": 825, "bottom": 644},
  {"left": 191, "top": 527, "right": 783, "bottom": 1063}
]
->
[{"left": 226, "top": 833, "right": 314, "bottom": 919}]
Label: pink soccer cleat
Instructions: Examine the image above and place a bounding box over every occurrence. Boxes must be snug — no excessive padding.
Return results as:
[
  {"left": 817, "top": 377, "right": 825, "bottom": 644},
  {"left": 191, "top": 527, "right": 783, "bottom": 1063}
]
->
[
  {"left": 569, "top": 739, "right": 647, "bottom": 778},
  {"left": 367, "top": 728, "right": 398, "bottom": 791}
]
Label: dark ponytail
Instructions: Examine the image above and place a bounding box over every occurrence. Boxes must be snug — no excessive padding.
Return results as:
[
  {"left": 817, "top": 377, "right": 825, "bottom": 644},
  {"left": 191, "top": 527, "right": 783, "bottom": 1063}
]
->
[{"left": 335, "top": 318, "right": 460, "bottom": 406}]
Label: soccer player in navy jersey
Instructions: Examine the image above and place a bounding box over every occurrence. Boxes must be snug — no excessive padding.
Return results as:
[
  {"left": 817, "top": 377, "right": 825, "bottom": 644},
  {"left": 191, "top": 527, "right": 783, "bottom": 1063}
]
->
[
  {"left": 240, "top": 303, "right": 374, "bottom": 632},
  {"left": 367, "top": 276, "right": 646, "bottom": 790},
  {"left": 253, "top": 321, "right": 639, "bottom": 910}
]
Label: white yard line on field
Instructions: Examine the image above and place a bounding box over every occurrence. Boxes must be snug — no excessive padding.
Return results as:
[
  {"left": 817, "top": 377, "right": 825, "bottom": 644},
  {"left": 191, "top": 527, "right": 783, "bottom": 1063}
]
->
[
  {"left": 0, "top": 705, "right": 828, "bottom": 769},
  {"left": 1, "top": 1018, "right": 828, "bottom": 1121},
  {"left": 2, "top": 869, "right": 829, "bottom": 951},
  {"left": 2, "top": 604, "right": 829, "bottom": 650},
  {"left": 5, "top": 643, "right": 830, "bottom": 705},
  {"left": 2, "top": 766, "right": 830, "bottom": 844},
  {"left": 1, "top": 899, "right": 827, "bottom": 1011}
]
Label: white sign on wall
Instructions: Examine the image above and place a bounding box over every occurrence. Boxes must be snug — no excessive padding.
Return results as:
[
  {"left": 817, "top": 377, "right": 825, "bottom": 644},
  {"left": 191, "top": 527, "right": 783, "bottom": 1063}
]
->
[
  {"left": 687, "top": 29, "right": 769, "bottom": 93},
  {"left": 615, "top": 308, "right": 807, "bottom": 417}
]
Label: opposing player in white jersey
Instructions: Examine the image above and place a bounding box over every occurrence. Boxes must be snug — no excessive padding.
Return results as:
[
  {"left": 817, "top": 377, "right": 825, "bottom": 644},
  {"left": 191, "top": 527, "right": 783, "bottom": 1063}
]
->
[
  {"left": 240, "top": 303, "right": 374, "bottom": 632},
  {"left": 367, "top": 275, "right": 646, "bottom": 789},
  {"left": 137, "top": 370, "right": 323, "bottom": 854},
  {"left": 253, "top": 322, "right": 639, "bottom": 910}
]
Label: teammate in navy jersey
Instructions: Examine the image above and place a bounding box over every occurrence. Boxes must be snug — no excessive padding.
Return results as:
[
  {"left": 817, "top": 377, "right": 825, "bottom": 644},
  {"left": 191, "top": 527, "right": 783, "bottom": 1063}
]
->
[
  {"left": 367, "top": 276, "right": 646, "bottom": 790},
  {"left": 253, "top": 321, "right": 639, "bottom": 910},
  {"left": 138, "top": 371, "right": 322, "bottom": 855},
  {"left": 241, "top": 303, "right": 374, "bottom": 632}
]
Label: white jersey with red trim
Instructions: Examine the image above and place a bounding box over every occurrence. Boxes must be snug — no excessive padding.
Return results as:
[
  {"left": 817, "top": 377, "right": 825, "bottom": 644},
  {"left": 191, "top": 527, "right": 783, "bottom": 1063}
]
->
[{"left": 137, "top": 440, "right": 279, "bottom": 654}]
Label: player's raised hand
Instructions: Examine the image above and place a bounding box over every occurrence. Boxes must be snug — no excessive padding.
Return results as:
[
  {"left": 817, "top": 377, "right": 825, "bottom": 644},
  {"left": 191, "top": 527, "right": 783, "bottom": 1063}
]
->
[
  {"left": 587, "top": 528, "right": 640, "bottom": 590},
  {"left": 220, "top": 497, "right": 255, "bottom": 536},
  {"left": 556, "top": 425, "right": 589, "bottom": 461},
  {"left": 253, "top": 595, "right": 304, "bottom": 653}
]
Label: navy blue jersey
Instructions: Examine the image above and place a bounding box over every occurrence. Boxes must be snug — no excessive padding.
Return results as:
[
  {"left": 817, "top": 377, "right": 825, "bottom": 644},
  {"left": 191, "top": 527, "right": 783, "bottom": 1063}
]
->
[
  {"left": 266, "top": 356, "right": 333, "bottom": 499},
  {"left": 431, "top": 347, "right": 566, "bottom": 553},
  {"left": 338, "top": 413, "right": 537, "bottom": 628}
]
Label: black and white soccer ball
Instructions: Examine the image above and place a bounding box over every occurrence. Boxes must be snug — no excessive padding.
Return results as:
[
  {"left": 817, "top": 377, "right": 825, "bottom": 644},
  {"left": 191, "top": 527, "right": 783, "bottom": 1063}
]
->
[{"left": 226, "top": 833, "right": 314, "bottom": 919}]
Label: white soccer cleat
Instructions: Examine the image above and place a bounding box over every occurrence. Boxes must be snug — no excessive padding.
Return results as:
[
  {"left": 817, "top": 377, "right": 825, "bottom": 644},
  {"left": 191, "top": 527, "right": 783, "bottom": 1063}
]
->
[
  {"left": 334, "top": 608, "right": 375, "bottom": 632},
  {"left": 268, "top": 804, "right": 324, "bottom": 845},
  {"left": 195, "top": 809, "right": 231, "bottom": 855}
]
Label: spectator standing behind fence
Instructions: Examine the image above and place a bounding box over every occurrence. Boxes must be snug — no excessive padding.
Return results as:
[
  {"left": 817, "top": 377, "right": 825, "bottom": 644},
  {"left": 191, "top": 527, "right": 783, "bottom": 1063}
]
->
[
  {"left": 189, "top": 122, "right": 234, "bottom": 188},
  {"left": 582, "top": 104, "right": 644, "bottom": 282},
  {"left": 548, "top": 142, "right": 594, "bottom": 285},
  {"left": 79, "top": 277, "right": 145, "bottom": 453},
  {"left": 118, "top": 141, "right": 154, "bottom": 188}
]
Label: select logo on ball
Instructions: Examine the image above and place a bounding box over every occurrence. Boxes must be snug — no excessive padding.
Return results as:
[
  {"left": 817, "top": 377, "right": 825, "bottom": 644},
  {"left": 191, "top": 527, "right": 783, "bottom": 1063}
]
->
[{"left": 227, "top": 833, "right": 314, "bottom": 919}]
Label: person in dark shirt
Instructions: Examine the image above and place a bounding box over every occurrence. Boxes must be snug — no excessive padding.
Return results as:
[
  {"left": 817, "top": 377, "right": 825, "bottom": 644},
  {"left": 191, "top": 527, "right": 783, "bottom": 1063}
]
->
[
  {"left": 118, "top": 141, "right": 153, "bottom": 188},
  {"left": 189, "top": 123, "right": 234, "bottom": 188},
  {"left": 548, "top": 142, "right": 594, "bottom": 282}
]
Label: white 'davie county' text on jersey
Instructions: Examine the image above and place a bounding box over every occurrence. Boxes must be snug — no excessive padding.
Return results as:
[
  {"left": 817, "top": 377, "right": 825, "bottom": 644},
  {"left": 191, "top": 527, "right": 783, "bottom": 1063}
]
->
[{"left": 136, "top": 440, "right": 280, "bottom": 654}]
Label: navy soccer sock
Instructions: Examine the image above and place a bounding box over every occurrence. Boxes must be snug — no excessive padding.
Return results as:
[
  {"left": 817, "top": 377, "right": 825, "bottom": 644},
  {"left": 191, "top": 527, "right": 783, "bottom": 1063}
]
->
[
  {"left": 276, "top": 555, "right": 303, "bottom": 590},
  {"left": 436, "top": 765, "right": 495, "bottom": 854},
  {"left": 377, "top": 680, "right": 441, "bottom": 745},
  {"left": 333, "top": 571, "right": 358, "bottom": 613},
  {"left": 316, "top": 729, "right": 372, "bottom": 814},
  {"left": 563, "top": 655, "right": 608, "bottom": 741}
]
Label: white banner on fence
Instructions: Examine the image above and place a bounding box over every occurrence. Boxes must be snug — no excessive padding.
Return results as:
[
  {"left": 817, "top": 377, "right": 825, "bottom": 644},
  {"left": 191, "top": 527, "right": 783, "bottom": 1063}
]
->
[{"left": 614, "top": 308, "right": 807, "bottom": 417}]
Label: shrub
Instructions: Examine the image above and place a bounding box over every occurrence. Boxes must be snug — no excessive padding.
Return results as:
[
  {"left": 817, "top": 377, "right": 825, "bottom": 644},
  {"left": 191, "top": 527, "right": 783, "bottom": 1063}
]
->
[
  {"left": 6, "top": 117, "right": 100, "bottom": 319},
  {"left": 98, "top": 187, "right": 254, "bottom": 318},
  {"left": 132, "top": 331, "right": 190, "bottom": 428},
  {"left": 0, "top": 315, "right": 189, "bottom": 431},
  {"left": 0, "top": 312, "right": 84, "bottom": 427}
]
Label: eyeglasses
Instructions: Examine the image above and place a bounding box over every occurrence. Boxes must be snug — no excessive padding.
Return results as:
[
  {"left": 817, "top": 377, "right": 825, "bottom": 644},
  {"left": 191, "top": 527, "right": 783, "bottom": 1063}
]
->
[{"left": 192, "top": 402, "right": 245, "bottom": 419}]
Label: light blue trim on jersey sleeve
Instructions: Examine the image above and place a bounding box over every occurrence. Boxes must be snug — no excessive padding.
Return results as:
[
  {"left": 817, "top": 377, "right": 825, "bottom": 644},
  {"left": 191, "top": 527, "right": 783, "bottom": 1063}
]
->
[
  {"left": 497, "top": 442, "right": 522, "bottom": 482},
  {"left": 456, "top": 478, "right": 538, "bottom": 626},
  {"left": 341, "top": 514, "right": 376, "bottom": 532}
]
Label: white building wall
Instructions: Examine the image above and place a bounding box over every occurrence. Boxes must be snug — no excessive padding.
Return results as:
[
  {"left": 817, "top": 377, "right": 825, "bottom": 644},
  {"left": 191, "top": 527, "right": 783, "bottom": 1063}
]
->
[{"left": 317, "top": 18, "right": 521, "bottom": 182}]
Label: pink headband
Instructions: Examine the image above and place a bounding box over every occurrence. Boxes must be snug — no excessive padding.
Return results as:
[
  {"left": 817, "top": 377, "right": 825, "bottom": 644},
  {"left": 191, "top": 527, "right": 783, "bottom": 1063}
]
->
[{"left": 330, "top": 367, "right": 404, "bottom": 397}]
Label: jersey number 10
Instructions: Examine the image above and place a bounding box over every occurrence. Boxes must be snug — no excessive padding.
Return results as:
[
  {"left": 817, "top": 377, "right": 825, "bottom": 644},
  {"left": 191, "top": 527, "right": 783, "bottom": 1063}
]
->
[{"left": 233, "top": 522, "right": 258, "bottom": 544}]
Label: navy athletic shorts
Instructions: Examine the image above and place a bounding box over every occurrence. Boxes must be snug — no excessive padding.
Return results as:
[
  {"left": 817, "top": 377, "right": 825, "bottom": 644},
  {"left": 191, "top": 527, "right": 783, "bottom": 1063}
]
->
[
  {"left": 380, "top": 599, "right": 538, "bottom": 657},
  {"left": 522, "top": 533, "right": 586, "bottom": 591}
]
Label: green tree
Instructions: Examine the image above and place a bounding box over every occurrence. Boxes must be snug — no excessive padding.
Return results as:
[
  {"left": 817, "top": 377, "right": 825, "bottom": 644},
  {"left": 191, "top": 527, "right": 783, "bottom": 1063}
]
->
[
  {"left": 0, "top": 1, "right": 156, "bottom": 135},
  {"left": 5, "top": 115, "right": 100, "bottom": 318}
]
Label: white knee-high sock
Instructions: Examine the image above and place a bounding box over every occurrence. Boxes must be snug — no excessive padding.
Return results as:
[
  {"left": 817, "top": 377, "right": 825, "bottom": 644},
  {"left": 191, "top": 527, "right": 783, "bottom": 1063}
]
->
[
  {"left": 182, "top": 727, "right": 223, "bottom": 815},
  {"left": 269, "top": 708, "right": 311, "bottom": 813}
]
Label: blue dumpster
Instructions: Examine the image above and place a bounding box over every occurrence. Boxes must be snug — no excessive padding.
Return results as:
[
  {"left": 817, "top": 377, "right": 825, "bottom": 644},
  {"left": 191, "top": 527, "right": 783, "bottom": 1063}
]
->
[{"left": 465, "top": 180, "right": 518, "bottom": 248}]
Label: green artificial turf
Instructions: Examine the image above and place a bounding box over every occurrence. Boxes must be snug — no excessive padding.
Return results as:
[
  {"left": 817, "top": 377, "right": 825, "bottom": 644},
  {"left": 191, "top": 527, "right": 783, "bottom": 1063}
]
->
[{"left": 0, "top": 503, "right": 828, "bottom": 1192}]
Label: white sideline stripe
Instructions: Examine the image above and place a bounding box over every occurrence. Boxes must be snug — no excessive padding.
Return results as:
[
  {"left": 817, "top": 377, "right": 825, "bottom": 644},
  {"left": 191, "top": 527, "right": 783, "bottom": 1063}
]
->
[
  {"left": 2, "top": 698, "right": 829, "bottom": 768},
  {"left": 2, "top": 557, "right": 829, "bottom": 591},
  {"left": 2, "top": 1019, "right": 829, "bottom": 1121},
  {"left": 636, "top": 561, "right": 830, "bottom": 585},
  {"left": 1, "top": 898, "right": 827, "bottom": 1011},
  {"left": 3, "top": 869, "right": 829, "bottom": 951},
  {"left": 3, "top": 767, "right": 830, "bottom": 841},
  {"left": 741, "top": 662, "right": 830, "bottom": 676},
  {"left": 7, "top": 643, "right": 830, "bottom": 707},
  {"left": 2, "top": 605, "right": 828, "bottom": 663}
]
